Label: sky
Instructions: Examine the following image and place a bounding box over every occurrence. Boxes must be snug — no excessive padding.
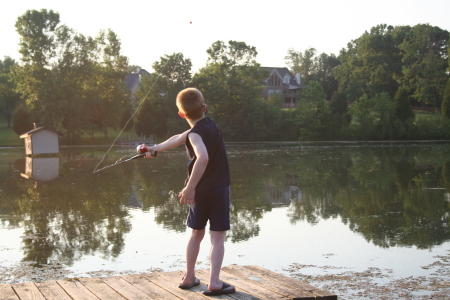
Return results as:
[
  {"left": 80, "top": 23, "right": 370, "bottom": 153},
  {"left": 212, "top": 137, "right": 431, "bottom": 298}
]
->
[{"left": 1, "top": 0, "right": 449, "bottom": 74}]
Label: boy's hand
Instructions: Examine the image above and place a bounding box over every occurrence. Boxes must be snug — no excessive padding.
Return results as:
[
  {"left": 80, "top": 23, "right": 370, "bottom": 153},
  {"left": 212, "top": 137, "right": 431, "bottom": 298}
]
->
[
  {"left": 179, "top": 187, "right": 195, "bottom": 205},
  {"left": 144, "top": 145, "right": 157, "bottom": 158}
]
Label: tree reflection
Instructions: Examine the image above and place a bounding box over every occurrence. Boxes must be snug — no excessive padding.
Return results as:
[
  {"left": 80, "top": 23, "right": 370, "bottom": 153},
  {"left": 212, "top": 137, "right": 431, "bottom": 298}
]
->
[{"left": 0, "top": 151, "right": 134, "bottom": 266}]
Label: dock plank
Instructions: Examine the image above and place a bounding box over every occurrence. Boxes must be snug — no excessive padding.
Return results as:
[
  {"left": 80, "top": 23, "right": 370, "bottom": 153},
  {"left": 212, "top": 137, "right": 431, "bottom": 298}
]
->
[
  {"left": 196, "top": 269, "right": 272, "bottom": 300},
  {"left": 11, "top": 282, "right": 46, "bottom": 300},
  {"left": 158, "top": 270, "right": 239, "bottom": 299},
  {"left": 0, "top": 284, "right": 20, "bottom": 300},
  {"left": 56, "top": 280, "right": 100, "bottom": 300},
  {"left": 77, "top": 277, "right": 125, "bottom": 300},
  {"left": 121, "top": 274, "right": 177, "bottom": 299},
  {"left": 143, "top": 272, "right": 205, "bottom": 300},
  {"left": 223, "top": 265, "right": 315, "bottom": 300},
  {"left": 34, "top": 281, "right": 72, "bottom": 300},
  {"left": 245, "top": 265, "right": 337, "bottom": 300},
  {"left": 102, "top": 276, "right": 153, "bottom": 300}
]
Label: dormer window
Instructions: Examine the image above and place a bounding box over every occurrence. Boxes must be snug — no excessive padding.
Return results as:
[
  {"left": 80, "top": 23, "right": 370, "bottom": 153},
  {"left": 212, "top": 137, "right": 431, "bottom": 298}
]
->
[{"left": 284, "top": 75, "right": 290, "bottom": 84}]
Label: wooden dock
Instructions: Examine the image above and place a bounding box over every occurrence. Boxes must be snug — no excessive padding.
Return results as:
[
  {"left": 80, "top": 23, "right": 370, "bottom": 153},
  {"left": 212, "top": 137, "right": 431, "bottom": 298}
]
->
[{"left": 0, "top": 265, "right": 337, "bottom": 300}]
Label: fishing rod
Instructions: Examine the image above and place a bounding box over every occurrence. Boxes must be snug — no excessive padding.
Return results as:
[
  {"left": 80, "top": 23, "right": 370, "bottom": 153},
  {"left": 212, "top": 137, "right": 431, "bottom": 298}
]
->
[{"left": 93, "top": 145, "right": 157, "bottom": 173}]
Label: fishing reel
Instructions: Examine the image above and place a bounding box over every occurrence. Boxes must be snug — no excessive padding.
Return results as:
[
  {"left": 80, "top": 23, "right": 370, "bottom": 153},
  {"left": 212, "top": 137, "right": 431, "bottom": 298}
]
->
[{"left": 137, "top": 144, "right": 158, "bottom": 157}]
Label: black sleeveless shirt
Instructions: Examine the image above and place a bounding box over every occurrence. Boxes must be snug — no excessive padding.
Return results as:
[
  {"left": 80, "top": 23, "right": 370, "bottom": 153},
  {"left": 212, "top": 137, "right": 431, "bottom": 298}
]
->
[{"left": 185, "top": 117, "right": 231, "bottom": 192}]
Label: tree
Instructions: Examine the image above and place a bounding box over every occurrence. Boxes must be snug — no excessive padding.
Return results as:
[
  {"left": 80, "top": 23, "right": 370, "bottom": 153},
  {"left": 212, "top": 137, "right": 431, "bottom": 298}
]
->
[
  {"left": 394, "top": 87, "right": 414, "bottom": 121},
  {"left": 134, "top": 96, "right": 156, "bottom": 137},
  {"left": 285, "top": 49, "right": 340, "bottom": 99},
  {"left": 152, "top": 52, "right": 192, "bottom": 87},
  {"left": 397, "top": 24, "right": 449, "bottom": 108},
  {"left": 349, "top": 92, "right": 399, "bottom": 140},
  {"left": 311, "top": 53, "right": 340, "bottom": 99},
  {"left": 13, "top": 9, "right": 129, "bottom": 142},
  {"left": 0, "top": 57, "right": 21, "bottom": 127},
  {"left": 133, "top": 73, "right": 170, "bottom": 138},
  {"left": 329, "top": 89, "right": 351, "bottom": 134},
  {"left": 294, "top": 81, "right": 330, "bottom": 140},
  {"left": 92, "top": 29, "right": 129, "bottom": 138},
  {"left": 285, "top": 48, "right": 317, "bottom": 85},
  {"left": 119, "top": 103, "right": 134, "bottom": 138},
  {"left": 12, "top": 104, "right": 33, "bottom": 135},
  {"left": 442, "top": 78, "right": 450, "bottom": 119},
  {"left": 192, "top": 40, "right": 268, "bottom": 140},
  {"left": 333, "top": 24, "right": 405, "bottom": 101}
]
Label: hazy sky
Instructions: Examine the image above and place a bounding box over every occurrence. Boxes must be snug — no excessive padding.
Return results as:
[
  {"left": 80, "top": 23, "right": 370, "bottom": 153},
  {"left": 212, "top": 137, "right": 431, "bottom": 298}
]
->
[{"left": 1, "top": 0, "right": 449, "bottom": 73}]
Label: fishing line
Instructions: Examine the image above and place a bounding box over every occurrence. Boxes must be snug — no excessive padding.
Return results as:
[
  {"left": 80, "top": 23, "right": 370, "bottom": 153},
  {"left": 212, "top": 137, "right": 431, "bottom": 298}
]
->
[{"left": 93, "top": 58, "right": 172, "bottom": 174}]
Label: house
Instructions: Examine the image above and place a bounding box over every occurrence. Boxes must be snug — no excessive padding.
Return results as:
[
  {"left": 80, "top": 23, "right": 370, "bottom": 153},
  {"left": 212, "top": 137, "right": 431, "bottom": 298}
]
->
[
  {"left": 262, "top": 67, "right": 307, "bottom": 107},
  {"left": 125, "top": 68, "right": 151, "bottom": 99},
  {"left": 20, "top": 123, "right": 61, "bottom": 156}
]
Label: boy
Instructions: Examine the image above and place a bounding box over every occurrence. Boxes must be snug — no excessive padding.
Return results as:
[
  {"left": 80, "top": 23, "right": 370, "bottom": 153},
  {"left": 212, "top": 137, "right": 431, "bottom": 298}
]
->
[{"left": 143, "top": 88, "right": 235, "bottom": 296}]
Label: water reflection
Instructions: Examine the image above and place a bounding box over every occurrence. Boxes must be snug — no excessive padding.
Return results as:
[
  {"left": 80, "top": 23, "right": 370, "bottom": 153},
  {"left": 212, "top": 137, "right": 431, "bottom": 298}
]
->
[
  {"left": 0, "top": 143, "right": 450, "bottom": 268},
  {"left": 21, "top": 157, "right": 60, "bottom": 186}
]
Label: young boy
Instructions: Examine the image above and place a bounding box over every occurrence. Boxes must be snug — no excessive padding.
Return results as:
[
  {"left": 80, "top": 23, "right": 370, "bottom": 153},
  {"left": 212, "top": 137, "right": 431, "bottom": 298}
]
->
[{"left": 143, "top": 87, "right": 235, "bottom": 296}]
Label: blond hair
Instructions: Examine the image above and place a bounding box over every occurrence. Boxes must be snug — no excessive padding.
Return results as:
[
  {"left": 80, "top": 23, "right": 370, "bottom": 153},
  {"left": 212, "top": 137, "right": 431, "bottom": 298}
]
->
[{"left": 176, "top": 88, "right": 205, "bottom": 120}]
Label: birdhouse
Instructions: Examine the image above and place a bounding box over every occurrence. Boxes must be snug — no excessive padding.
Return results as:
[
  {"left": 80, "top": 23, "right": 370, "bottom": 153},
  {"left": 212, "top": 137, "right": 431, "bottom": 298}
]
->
[{"left": 20, "top": 123, "right": 61, "bottom": 156}]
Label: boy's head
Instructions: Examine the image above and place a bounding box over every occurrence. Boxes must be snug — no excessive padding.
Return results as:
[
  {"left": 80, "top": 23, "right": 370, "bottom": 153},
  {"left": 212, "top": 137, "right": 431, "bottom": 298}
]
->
[{"left": 176, "top": 88, "right": 206, "bottom": 120}]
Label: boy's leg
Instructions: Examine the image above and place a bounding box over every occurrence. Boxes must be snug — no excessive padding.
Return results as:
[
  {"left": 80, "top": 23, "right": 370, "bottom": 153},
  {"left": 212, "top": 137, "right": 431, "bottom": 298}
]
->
[
  {"left": 182, "top": 228, "right": 205, "bottom": 285},
  {"left": 207, "top": 230, "right": 230, "bottom": 291}
]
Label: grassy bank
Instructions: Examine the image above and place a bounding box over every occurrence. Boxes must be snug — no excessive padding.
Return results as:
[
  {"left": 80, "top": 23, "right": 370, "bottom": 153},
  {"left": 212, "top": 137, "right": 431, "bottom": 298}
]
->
[{"left": 0, "top": 124, "right": 23, "bottom": 147}]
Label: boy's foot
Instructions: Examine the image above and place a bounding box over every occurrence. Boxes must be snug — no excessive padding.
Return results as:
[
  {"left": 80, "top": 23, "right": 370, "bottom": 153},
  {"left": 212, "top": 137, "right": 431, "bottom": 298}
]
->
[
  {"left": 178, "top": 277, "right": 200, "bottom": 289},
  {"left": 203, "top": 282, "right": 235, "bottom": 296}
]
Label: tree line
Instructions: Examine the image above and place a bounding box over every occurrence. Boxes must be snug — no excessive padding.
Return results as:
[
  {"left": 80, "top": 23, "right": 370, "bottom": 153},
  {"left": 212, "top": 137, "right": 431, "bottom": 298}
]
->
[{"left": 0, "top": 9, "right": 449, "bottom": 143}]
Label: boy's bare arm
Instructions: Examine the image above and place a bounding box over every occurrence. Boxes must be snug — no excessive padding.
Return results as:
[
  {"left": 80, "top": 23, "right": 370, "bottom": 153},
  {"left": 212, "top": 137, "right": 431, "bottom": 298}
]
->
[
  {"left": 144, "top": 129, "right": 190, "bottom": 157},
  {"left": 179, "top": 133, "right": 208, "bottom": 204}
]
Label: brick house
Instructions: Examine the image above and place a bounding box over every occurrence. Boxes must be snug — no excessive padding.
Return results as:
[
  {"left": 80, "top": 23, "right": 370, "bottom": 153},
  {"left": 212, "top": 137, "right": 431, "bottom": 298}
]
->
[{"left": 262, "top": 67, "right": 307, "bottom": 107}]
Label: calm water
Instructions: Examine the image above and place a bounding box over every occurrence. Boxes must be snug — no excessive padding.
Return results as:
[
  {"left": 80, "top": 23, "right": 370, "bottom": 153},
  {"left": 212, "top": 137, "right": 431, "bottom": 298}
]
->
[{"left": 1, "top": 142, "right": 450, "bottom": 285}]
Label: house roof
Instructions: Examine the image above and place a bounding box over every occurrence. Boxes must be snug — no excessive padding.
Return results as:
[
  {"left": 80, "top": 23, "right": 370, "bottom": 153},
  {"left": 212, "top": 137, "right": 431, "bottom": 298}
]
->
[
  {"left": 261, "top": 67, "right": 307, "bottom": 89},
  {"left": 125, "top": 69, "right": 151, "bottom": 92},
  {"left": 20, "top": 127, "right": 61, "bottom": 138}
]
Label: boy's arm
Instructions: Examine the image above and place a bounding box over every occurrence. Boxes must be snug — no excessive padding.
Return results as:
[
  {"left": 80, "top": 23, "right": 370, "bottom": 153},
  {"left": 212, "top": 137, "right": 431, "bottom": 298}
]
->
[
  {"left": 178, "top": 133, "right": 208, "bottom": 204},
  {"left": 144, "top": 129, "right": 190, "bottom": 157}
]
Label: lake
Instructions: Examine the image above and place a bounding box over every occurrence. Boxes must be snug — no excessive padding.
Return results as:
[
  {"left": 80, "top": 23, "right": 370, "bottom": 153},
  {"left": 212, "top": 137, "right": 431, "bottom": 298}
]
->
[{"left": 1, "top": 142, "right": 450, "bottom": 298}]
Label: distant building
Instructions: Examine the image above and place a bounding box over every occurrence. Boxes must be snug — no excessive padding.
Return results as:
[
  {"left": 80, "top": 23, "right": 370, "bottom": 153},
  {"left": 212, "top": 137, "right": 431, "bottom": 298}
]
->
[
  {"left": 125, "top": 69, "right": 151, "bottom": 99},
  {"left": 20, "top": 123, "right": 60, "bottom": 156},
  {"left": 262, "top": 67, "right": 307, "bottom": 108}
]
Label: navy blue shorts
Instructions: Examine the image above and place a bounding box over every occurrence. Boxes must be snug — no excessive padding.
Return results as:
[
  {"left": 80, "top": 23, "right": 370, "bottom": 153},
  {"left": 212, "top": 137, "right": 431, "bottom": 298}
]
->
[{"left": 186, "top": 186, "right": 230, "bottom": 231}]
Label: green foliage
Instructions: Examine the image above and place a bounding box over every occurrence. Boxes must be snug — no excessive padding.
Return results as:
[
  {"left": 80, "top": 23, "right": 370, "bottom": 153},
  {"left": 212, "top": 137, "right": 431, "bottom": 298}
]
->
[
  {"left": 134, "top": 53, "right": 192, "bottom": 138},
  {"left": 134, "top": 96, "right": 156, "bottom": 137},
  {"left": 119, "top": 104, "right": 134, "bottom": 133},
  {"left": 12, "top": 9, "right": 129, "bottom": 142},
  {"left": 12, "top": 103, "right": 33, "bottom": 135},
  {"left": 267, "top": 92, "right": 284, "bottom": 107},
  {"left": 334, "top": 24, "right": 403, "bottom": 100},
  {"left": 397, "top": 24, "right": 449, "bottom": 107},
  {"left": 0, "top": 57, "right": 21, "bottom": 128},
  {"left": 192, "top": 40, "right": 268, "bottom": 140},
  {"left": 442, "top": 78, "right": 450, "bottom": 119},
  {"left": 285, "top": 48, "right": 339, "bottom": 99},
  {"left": 294, "top": 81, "right": 331, "bottom": 140},
  {"left": 285, "top": 47, "right": 316, "bottom": 85},
  {"left": 152, "top": 52, "right": 192, "bottom": 87},
  {"left": 394, "top": 87, "right": 414, "bottom": 121},
  {"left": 330, "top": 89, "right": 349, "bottom": 116}
]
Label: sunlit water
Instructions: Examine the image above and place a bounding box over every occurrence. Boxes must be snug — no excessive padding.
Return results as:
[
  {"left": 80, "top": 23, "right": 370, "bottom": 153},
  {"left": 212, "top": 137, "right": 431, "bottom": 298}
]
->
[{"left": 1, "top": 142, "right": 450, "bottom": 287}]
